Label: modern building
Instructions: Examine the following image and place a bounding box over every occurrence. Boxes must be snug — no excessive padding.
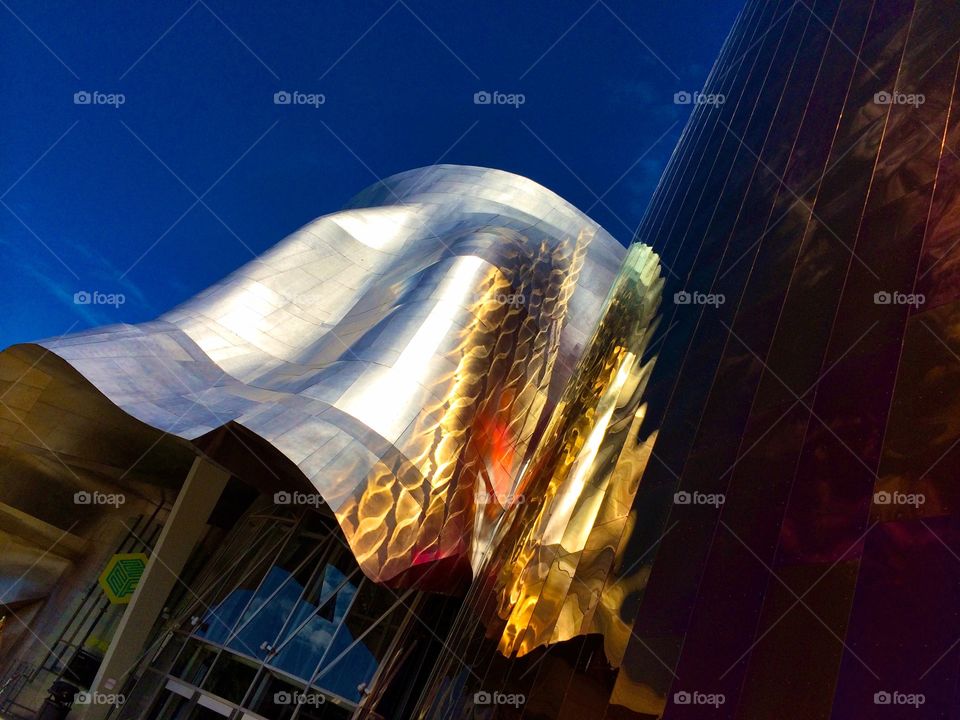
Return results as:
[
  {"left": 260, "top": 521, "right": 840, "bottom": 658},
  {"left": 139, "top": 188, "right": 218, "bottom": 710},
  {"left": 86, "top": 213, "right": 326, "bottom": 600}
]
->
[
  {"left": 4, "top": 0, "right": 960, "bottom": 718},
  {"left": 0, "top": 165, "right": 661, "bottom": 720}
]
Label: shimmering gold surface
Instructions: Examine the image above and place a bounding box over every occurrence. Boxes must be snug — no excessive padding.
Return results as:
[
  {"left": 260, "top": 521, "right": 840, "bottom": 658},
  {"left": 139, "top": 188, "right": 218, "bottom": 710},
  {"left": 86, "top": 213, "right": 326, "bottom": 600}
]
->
[
  {"left": 484, "top": 243, "right": 663, "bottom": 659},
  {"left": 336, "top": 232, "right": 593, "bottom": 582}
]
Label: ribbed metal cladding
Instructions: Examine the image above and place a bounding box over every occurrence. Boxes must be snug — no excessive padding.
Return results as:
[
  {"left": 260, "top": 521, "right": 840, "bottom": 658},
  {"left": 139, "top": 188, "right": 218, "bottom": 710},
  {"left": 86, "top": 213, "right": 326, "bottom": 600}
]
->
[{"left": 411, "top": 0, "right": 960, "bottom": 717}]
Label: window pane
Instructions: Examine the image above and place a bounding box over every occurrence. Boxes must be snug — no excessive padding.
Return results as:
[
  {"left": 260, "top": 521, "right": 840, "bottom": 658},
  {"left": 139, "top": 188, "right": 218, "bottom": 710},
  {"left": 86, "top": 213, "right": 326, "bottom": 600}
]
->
[
  {"left": 269, "top": 547, "right": 359, "bottom": 682},
  {"left": 201, "top": 652, "right": 259, "bottom": 705},
  {"left": 247, "top": 673, "right": 302, "bottom": 720},
  {"left": 194, "top": 526, "right": 289, "bottom": 646},
  {"left": 311, "top": 581, "right": 409, "bottom": 702},
  {"left": 170, "top": 640, "right": 218, "bottom": 687},
  {"left": 145, "top": 690, "right": 191, "bottom": 720},
  {"left": 227, "top": 536, "right": 322, "bottom": 659}
]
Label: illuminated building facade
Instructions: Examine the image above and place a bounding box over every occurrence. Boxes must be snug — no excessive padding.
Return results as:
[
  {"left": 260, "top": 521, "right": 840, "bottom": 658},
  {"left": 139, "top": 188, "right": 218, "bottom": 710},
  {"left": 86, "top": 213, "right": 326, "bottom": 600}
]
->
[{"left": 3, "top": 0, "right": 960, "bottom": 718}]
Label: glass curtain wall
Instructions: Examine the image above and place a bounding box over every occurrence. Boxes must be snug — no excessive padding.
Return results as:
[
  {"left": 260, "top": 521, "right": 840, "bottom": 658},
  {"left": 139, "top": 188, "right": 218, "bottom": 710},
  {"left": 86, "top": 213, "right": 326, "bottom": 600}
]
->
[{"left": 116, "top": 498, "right": 422, "bottom": 720}]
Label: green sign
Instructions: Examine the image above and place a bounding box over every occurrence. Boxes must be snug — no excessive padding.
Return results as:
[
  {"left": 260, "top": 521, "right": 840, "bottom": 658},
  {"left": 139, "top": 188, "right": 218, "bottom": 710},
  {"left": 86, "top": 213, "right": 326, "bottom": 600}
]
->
[{"left": 98, "top": 553, "right": 148, "bottom": 604}]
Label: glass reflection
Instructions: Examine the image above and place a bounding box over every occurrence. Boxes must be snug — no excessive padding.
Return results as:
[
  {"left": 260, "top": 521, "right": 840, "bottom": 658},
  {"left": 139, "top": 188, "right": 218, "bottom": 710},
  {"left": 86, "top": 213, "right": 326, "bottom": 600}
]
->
[
  {"left": 142, "top": 501, "right": 421, "bottom": 718},
  {"left": 271, "top": 562, "right": 359, "bottom": 682}
]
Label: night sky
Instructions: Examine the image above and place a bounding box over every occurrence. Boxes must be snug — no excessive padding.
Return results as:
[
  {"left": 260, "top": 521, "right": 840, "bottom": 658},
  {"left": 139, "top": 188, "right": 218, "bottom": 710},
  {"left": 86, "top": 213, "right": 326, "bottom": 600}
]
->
[{"left": 1, "top": 0, "right": 743, "bottom": 348}]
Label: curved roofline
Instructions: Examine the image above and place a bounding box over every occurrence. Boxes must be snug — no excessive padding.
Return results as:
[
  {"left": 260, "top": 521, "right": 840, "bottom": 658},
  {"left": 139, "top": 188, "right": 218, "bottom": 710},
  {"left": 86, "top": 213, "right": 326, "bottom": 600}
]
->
[{"left": 346, "top": 164, "right": 624, "bottom": 245}]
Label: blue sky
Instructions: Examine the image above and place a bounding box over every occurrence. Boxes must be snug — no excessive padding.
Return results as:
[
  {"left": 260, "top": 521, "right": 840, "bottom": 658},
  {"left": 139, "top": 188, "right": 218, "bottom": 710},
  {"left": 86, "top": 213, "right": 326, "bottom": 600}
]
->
[{"left": 1, "top": 0, "right": 742, "bottom": 348}]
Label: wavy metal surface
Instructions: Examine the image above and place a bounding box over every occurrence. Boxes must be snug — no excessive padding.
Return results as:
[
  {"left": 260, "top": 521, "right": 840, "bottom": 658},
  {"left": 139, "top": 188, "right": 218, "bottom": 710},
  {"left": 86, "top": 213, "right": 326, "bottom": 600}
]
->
[
  {"left": 485, "top": 243, "right": 663, "bottom": 661},
  {"left": 26, "top": 165, "right": 630, "bottom": 589}
]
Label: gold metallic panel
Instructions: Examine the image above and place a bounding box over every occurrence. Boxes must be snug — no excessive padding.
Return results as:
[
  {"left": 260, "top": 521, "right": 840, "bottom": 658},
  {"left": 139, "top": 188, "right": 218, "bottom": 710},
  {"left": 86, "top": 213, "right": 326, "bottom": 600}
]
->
[{"left": 481, "top": 243, "right": 663, "bottom": 661}]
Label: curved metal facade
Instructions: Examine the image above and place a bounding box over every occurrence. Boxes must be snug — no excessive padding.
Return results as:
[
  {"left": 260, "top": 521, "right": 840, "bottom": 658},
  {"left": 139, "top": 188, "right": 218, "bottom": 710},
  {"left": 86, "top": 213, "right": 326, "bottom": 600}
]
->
[{"left": 14, "top": 165, "right": 632, "bottom": 592}]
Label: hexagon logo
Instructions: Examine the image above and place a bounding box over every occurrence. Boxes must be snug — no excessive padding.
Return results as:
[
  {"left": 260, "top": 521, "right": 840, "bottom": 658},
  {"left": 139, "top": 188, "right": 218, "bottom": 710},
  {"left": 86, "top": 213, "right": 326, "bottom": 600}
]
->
[{"left": 98, "top": 553, "right": 149, "bottom": 604}]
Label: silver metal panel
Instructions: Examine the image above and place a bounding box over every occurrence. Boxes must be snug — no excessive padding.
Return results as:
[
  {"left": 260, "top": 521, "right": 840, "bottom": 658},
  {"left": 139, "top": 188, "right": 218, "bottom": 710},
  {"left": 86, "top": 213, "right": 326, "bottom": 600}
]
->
[{"left": 29, "top": 164, "right": 628, "bottom": 583}]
